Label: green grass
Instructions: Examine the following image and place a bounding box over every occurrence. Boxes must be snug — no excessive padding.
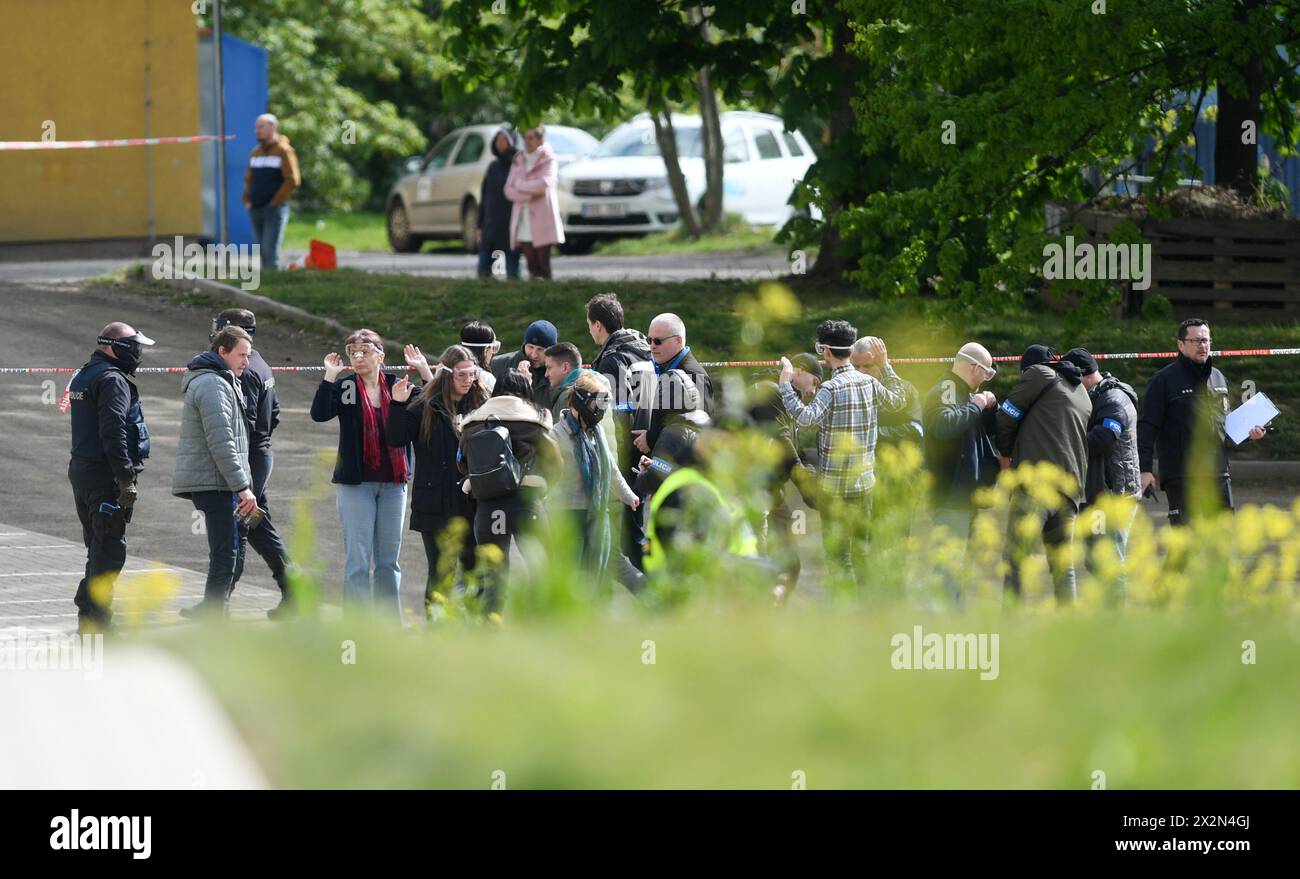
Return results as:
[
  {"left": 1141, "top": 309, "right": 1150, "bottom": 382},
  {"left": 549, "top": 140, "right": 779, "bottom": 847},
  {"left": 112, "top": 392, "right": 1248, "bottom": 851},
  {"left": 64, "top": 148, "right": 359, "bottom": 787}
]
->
[
  {"left": 281, "top": 210, "right": 392, "bottom": 253},
  {"left": 593, "top": 218, "right": 785, "bottom": 256},
  {"left": 237, "top": 269, "right": 1300, "bottom": 459},
  {"left": 156, "top": 607, "right": 1300, "bottom": 788}
]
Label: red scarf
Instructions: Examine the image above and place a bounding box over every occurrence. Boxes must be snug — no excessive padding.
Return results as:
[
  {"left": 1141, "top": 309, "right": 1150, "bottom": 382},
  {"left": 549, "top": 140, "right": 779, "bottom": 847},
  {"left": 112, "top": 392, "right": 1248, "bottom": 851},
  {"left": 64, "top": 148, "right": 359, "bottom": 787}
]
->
[{"left": 358, "top": 375, "right": 409, "bottom": 484}]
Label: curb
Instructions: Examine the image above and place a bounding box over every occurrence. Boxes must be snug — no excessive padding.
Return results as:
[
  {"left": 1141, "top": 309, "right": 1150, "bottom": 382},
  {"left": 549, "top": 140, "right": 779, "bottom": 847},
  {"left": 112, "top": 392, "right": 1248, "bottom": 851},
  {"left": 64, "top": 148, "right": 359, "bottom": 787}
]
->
[{"left": 150, "top": 273, "right": 404, "bottom": 357}]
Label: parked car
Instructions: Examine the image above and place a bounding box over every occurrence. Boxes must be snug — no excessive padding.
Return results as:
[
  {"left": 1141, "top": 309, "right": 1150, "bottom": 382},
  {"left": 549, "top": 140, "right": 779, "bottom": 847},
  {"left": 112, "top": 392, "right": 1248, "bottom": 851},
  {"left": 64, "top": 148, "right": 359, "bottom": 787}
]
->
[
  {"left": 556, "top": 111, "right": 817, "bottom": 253},
  {"left": 387, "top": 123, "right": 598, "bottom": 253}
]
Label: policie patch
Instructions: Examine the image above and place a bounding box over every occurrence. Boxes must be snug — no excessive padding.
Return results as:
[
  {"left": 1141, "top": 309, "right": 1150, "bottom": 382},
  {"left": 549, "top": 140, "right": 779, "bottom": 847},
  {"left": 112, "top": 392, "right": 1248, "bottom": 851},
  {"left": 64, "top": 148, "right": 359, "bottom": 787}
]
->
[
  {"left": 1102, "top": 417, "right": 1122, "bottom": 436},
  {"left": 999, "top": 399, "right": 1024, "bottom": 421}
]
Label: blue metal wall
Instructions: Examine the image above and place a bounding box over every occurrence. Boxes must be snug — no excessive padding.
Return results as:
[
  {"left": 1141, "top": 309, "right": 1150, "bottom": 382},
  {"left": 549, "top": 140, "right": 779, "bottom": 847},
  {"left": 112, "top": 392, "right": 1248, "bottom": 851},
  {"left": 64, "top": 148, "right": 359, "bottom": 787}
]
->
[{"left": 199, "top": 33, "right": 269, "bottom": 245}]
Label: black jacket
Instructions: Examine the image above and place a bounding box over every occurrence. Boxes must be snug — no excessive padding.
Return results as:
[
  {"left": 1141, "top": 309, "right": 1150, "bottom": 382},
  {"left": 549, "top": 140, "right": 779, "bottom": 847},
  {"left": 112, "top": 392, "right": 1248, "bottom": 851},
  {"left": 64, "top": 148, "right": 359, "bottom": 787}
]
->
[
  {"left": 238, "top": 348, "right": 281, "bottom": 452},
  {"left": 310, "top": 373, "right": 413, "bottom": 485},
  {"left": 490, "top": 348, "right": 551, "bottom": 406},
  {"left": 67, "top": 350, "right": 148, "bottom": 481},
  {"left": 922, "top": 376, "right": 1000, "bottom": 509},
  {"left": 878, "top": 377, "right": 925, "bottom": 448},
  {"left": 385, "top": 390, "right": 475, "bottom": 526},
  {"left": 634, "top": 347, "right": 715, "bottom": 450},
  {"left": 477, "top": 128, "right": 518, "bottom": 253},
  {"left": 1084, "top": 373, "right": 1141, "bottom": 503},
  {"left": 591, "top": 327, "right": 653, "bottom": 471},
  {"left": 1137, "top": 353, "right": 1233, "bottom": 486}
]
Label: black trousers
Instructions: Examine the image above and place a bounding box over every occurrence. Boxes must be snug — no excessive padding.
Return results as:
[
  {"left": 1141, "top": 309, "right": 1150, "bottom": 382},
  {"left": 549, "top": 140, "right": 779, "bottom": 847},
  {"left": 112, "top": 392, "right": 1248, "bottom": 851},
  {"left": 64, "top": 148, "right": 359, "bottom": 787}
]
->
[
  {"left": 1003, "top": 495, "right": 1079, "bottom": 605},
  {"left": 237, "top": 448, "right": 290, "bottom": 594},
  {"left": 1164, "top": 476, "right": 1234, "bottom": 526},
  {"left": 69, "top": 460, "right": 132, "bottom": 621},
  {"left": 472, "top": 492, "right": 540, "bottom": 613},
  {"left": 418, "top": 513, "right": 477, "bottom": 608}
]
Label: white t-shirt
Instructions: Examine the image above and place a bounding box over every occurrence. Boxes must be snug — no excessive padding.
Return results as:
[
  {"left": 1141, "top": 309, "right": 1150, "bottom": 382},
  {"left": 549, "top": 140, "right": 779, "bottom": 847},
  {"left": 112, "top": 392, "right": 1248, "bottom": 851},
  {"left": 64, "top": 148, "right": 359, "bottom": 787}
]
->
[{"left": 516, "top": 149, "right": 540, "bottom": 243}]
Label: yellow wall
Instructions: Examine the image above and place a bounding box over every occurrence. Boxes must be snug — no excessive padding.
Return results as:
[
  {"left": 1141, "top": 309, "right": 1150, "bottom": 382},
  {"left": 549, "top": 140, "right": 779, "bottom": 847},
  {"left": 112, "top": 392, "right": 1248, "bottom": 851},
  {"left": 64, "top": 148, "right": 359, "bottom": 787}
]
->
[{"left": 0, "top": 0, "right": 201, "bottom": 242}]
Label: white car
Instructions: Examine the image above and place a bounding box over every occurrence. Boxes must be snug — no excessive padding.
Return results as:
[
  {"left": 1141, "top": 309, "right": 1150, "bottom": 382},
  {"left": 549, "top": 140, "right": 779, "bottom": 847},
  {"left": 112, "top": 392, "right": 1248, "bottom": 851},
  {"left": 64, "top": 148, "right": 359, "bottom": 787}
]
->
[
  {"left": 557, "top": 111, "right": 817, "bottom": 251},
  {"left": 386, "top": 123, "right": 598, "bottom": 253}
]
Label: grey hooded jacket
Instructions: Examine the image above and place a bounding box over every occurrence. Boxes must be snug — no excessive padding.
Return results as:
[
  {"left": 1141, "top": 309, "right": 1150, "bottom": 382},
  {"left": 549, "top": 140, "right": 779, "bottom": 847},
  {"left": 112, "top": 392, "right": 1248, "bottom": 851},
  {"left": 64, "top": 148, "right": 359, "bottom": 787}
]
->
[{"left": 172, "top": 351, "right": 252, "bottom": 497}]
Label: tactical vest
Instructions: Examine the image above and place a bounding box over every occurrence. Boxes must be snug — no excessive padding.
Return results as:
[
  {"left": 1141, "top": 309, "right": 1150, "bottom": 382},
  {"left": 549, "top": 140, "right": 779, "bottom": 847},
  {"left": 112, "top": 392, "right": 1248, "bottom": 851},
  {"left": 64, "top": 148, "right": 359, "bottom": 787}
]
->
[{"left": 68, "top": 358, "right": 149, "bottom": 467}]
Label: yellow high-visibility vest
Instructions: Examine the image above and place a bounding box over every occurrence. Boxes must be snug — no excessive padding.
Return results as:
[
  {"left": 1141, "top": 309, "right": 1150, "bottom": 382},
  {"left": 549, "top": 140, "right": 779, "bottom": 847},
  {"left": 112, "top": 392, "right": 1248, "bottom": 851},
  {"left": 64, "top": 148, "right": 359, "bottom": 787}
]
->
[{"left": 643, "top": 466, "right": 758, "bottom": 574}]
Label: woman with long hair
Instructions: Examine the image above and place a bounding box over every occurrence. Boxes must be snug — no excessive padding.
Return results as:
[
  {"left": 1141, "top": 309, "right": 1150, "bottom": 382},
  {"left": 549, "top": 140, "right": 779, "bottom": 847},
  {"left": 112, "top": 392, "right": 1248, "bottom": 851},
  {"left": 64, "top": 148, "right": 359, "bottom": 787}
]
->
[
  {"left": 457, "top": 369, "right": 559, "bottom": 613},
  {"left": 387, "top": 345, "right": 487, "bottom": 616},
  {"left": 310, "top": 329, "right": 412, "bottom": 620}
]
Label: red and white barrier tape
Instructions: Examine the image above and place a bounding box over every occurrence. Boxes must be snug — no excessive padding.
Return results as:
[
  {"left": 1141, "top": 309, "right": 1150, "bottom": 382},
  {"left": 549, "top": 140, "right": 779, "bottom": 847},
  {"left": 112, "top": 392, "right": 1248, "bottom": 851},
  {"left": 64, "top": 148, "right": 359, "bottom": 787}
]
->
[
  {"left": 7, "top": 347, "right": 1300, "bottom": 377},
  {"left": 0, "top": 134, "right": 235, "bottom": 151}
]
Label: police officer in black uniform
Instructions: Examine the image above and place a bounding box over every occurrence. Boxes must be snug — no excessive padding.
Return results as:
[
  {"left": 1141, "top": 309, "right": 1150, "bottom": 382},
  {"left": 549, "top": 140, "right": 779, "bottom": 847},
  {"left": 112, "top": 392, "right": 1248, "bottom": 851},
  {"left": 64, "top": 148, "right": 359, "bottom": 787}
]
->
[
  {"left": 67, "top": 322, "right": 154, "bottom": 632},
  {"left": 1138, "top": 318, "right": 1267, "bottom": 525},
  {"left": 211, "top": 308, "right": 296, "bottom": 618}
]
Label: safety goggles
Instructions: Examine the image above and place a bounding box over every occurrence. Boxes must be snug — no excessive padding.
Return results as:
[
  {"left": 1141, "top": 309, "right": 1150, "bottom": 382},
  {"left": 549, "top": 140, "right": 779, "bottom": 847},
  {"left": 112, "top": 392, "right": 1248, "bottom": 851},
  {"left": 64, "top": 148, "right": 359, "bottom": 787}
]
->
[
  {"left": 814, "top": 340, "right": 852, "bottom": 356},
  {"left": 649, "top": 334, "right": 681, "bottom": 346},
  {"left": 450, "top": 366, "right": 478, "bottom": 380},
  {"left": 956, "top": 351, "right": 997, "bottom": 378},
  {"left": 346, "top": 344, "right": 382, "bottom": 359}
]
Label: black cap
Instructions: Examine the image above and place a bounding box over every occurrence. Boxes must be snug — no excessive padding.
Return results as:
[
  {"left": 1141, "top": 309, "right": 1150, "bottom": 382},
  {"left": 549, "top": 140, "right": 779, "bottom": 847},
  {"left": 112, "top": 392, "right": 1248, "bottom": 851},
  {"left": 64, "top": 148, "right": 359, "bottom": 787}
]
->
[
  {"left": 1062, "top": 347, "right": 1099, "bottom": 376},
  {"left": 1020, "top": 344, "right": 1057, "bottom": 372},
  {"left": 790, "top": 352, "right": 823, "bottom": 380}
]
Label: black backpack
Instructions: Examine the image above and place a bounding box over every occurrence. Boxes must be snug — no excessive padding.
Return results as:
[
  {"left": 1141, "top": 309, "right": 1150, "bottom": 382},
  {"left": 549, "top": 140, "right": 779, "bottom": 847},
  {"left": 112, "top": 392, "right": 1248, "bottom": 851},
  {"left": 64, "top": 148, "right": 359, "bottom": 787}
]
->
[{"left": 465, "top": 416, "right": 523, "bottom": 500}]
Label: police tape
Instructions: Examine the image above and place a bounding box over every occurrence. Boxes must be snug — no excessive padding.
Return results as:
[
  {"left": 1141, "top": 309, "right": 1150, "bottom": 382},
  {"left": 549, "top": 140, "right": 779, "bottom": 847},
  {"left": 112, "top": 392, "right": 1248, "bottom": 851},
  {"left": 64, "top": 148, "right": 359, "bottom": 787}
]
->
[
  {"left": 5, "top": 347, "right": 1300, "bottom": 377},
  {"left": 0, "top": 134, "right": 236, "bottom": 151}
]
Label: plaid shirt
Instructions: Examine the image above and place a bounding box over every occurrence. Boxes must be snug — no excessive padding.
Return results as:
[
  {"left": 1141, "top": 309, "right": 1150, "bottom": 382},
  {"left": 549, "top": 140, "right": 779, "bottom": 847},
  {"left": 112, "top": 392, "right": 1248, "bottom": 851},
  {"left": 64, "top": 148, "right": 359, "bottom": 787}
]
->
[{"left": 779, "top": 363, "right": 907, "bottom": 497}]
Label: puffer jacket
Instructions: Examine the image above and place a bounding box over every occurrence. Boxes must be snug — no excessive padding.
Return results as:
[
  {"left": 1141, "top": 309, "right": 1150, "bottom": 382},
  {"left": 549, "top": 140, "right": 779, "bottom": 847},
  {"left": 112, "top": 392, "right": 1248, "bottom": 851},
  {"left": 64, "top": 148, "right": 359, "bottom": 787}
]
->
[
  {"left": 995, "top": 362, "right": 1092, "bottom": 506},
  {"left": 1084, "top": 373, "right": 1141, "bottom": 502},
  {"left": 172, "top": 351, "right": 251, "bottom": 497},
  {"left": 458, "top": 395, "right": 560, "bottom": 492}
]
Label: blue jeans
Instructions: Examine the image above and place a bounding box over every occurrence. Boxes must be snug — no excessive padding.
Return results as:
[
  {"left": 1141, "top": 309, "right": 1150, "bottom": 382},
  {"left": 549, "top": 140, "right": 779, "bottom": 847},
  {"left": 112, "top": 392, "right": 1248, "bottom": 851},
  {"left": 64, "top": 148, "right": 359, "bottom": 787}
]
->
[
  {"left": 1084, "top": 502, "right": 1137, "bottom": 606},
  {"left": 250, "top": 203, "right": 290, "bottom": 271},
  {"left": 191, "top": 490, "right": 247, "bottom": 605},
  {"left": 336, "top": 481, "right": 407, "bottom": 620},
  {"left": 476, "top": 245, "right": 521, "bottom": 279}
]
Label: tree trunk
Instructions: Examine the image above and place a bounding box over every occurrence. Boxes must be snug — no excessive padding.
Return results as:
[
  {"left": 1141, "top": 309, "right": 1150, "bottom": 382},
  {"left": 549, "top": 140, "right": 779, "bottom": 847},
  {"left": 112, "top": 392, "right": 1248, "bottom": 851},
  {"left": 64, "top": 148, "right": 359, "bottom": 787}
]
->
[
  {"left": 651, "top": 106, "right": 702, "bottom": 238},
  {"left": 1214, "top": 0, "right": 1265, "bottom": 199},
  {"left": 811, "top": 15, "right": 858, "bottom": 278},
  {"left": 695, "top": 66, "right": 725, "bottom": 232}
]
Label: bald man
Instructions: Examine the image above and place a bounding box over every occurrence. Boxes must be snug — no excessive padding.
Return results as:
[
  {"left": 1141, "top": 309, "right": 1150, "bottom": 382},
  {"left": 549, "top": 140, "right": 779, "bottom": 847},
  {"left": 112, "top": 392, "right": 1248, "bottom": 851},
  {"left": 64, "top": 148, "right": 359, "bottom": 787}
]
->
[
  {"left": 242, "top": 112, "right": 300, "bottom": 271},
  {"left": 921, "top": 342, "right": 1000, "bottom": 602},
  {"left": 853, "top": 337, "right": 923, "bottom": 449},
  {"left": 67, "top": 322, "right": 155, "bottom": 632}
]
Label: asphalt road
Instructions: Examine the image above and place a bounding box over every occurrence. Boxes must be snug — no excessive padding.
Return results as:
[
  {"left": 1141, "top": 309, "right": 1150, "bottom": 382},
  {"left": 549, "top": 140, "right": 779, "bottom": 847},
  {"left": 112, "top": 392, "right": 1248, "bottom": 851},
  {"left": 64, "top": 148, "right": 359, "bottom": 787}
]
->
[
  {"left": 0, "top": 281, "right": 430, "bottom": 615},
  {"left": 0, "top": 248, "right": 792, "bottom": 284}
]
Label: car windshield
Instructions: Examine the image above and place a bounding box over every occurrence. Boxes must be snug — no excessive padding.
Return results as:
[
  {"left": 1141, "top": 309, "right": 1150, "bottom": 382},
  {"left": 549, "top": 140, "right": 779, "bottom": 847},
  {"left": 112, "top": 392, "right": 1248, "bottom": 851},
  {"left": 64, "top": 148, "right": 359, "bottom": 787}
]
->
[
  {"left": 547, "top": 129, "right": 597, "bottom": 156},
  {"left": 592, "top": 124, "right": 703, "bottom": 159}
]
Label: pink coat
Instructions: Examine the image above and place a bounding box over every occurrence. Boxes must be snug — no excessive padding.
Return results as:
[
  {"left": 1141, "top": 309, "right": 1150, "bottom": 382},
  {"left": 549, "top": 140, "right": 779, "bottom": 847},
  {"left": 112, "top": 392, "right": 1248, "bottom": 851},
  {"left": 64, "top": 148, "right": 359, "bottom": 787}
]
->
[{"left": 504, "top": 142, "right": 565, "bottom": 249}]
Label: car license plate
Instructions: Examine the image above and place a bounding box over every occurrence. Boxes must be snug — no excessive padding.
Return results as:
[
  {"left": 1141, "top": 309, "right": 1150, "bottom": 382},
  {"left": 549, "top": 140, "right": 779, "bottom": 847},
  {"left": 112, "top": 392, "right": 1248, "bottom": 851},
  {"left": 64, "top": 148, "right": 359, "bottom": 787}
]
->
[{"left": 580, "top": 202, "right": 627, "bottom": 218}]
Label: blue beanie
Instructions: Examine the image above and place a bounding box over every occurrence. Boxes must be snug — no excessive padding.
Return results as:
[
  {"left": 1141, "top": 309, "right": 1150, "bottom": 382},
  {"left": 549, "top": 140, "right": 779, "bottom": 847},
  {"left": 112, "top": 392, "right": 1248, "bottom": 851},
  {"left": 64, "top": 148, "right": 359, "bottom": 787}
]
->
[{"left": 525, "top": 320, "right": 558, "bottom": 349}]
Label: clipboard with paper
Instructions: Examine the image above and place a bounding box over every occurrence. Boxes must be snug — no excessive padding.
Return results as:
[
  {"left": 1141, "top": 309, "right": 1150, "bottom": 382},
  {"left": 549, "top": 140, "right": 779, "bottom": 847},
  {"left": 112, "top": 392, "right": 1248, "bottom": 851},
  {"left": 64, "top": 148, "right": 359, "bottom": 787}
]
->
[{"left": 1225, "top": 392, "right": 1279, "bottom": 445}]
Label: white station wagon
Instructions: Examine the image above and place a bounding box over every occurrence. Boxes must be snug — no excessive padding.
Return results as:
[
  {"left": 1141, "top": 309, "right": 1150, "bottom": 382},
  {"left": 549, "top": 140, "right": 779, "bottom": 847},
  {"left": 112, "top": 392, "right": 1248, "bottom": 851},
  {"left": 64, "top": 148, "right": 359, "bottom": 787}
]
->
[{"left": 557, "top": 111, "right": 817, "bottom": 252}]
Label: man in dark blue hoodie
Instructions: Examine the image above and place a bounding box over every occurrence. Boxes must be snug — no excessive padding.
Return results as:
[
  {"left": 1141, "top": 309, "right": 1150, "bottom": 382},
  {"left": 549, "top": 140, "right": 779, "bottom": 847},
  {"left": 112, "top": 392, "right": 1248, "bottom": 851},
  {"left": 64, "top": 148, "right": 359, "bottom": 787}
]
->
[{"left": 476, "top": 125, "right": 522, "bottom": 279}]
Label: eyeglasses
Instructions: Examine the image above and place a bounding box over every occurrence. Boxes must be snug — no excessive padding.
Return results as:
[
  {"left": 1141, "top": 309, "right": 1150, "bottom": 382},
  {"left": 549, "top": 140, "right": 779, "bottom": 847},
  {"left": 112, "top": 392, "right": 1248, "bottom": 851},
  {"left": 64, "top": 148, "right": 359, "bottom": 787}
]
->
[
  {"left": 346, "top": 344, "right": 380, "bottom": 359},
  {"left": 956, "top": 351, "right": 997, "bottom": 377},
  {"left": 1182, "top": 337, "right": 1212, "bottom": 346},
  {"left": 649, "top": 334, "right": 681, "bottom": 346},
  {"left": 451, "top": 367, "right": 477, "bottom": 380}
]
